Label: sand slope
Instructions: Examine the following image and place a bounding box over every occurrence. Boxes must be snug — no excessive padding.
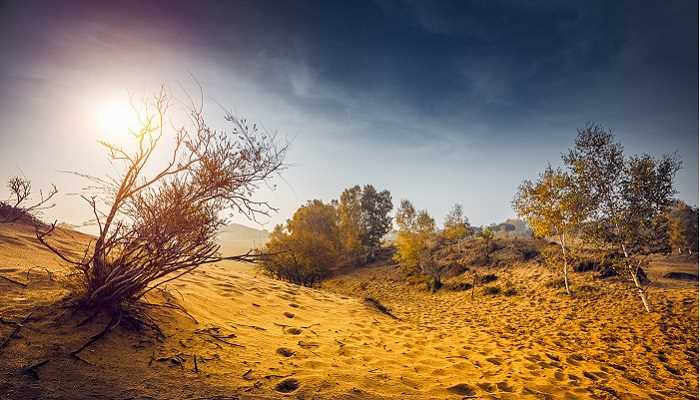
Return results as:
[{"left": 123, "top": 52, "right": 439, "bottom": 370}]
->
[{"left": 0, "top": 222, "right": 698, "bottom": 399}]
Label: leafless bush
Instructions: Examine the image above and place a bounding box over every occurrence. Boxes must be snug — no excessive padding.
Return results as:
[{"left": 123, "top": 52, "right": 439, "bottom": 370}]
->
[
  {"left": 0, "top": 176, "right": 57, "bottom": 224},
  {"left": 35, "top": 86, "right": 286, "bottom": 311}
]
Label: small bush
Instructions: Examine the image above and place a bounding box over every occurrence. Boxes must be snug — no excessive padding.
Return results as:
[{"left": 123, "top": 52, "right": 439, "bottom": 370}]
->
[
  {"left": 405, "top": 274, "right": 428, "bottom": 287},
  {"left": 446, "top": 282, "right": 473, "bottom": 291},
  {"left": 482, "top": 286, "right": 501, "bottom": 295},
  {"left": 426, "top": 276, "right": 443, "bottom": 292},
  {"left": 544, "top": 277, "right": 565, "bottom": 289},
  {"left": 479, "top": 273, "right": 498, "bottom": 284},
  {"left": 576, "top": 284, "right": 599, "bottom": 293}
]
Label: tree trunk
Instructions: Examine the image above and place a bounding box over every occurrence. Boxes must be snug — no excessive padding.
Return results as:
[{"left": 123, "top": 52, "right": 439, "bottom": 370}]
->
[
  {"left": 614, "top": 223, "right": 651, "bottom": 313},
  {"left": 559, "top": 235, "right": 570, "bottom": 296},
  {"left": 630, "top": 266, "right": 651, "bottom": 313},
  {"left": 470, "top": 271, "right": 477, "bottom": 300}
]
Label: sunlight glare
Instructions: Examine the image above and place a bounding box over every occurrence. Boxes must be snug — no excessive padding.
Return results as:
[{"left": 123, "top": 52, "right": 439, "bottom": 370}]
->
[{"left": 95, "top": 101, "right": 139, "bottom": 144}]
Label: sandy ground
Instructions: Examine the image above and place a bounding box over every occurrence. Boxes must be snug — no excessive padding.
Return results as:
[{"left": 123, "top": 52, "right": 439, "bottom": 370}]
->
[{"left": 0, "top": 221, "right": 698, "bottom": 399}]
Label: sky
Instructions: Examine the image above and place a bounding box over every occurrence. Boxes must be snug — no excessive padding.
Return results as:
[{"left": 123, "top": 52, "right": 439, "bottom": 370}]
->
[{"left": 0, "top": 0, "right": 697, "bottom": 232}]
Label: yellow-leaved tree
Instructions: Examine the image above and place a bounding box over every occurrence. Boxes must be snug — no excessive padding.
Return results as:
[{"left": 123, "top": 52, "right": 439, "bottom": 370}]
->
[
  {"left": 442, "top": 203, "right": 471, "bottom": 241},
  {"left": 513, "top": 165, "right": 587, "bottom": 295},
  {"left": 262, "top": 200, "right": 342, "bottom": 286},
  {"left": 394, "top": 199, "right": 436, "bottom": 273}
]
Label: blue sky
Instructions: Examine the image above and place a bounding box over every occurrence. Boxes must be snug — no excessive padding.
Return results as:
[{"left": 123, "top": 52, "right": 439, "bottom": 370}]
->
[{"left": 0, "top": 0, "right": 697, "bottom": 230}]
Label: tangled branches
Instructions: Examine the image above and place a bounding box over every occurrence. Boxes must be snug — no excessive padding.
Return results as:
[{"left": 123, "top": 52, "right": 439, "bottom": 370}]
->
[{"left": 35, "top": 86, "right": 287, "bottom": 311}]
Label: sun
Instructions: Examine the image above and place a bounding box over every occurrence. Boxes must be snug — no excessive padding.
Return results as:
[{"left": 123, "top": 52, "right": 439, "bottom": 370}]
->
[{"left": 95, "top": 101, "right": 139, "bottom": 143}]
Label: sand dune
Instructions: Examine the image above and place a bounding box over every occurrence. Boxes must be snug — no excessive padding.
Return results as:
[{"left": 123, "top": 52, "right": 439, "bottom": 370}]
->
[{"left": 0, "top": 223, "right": 698, "bottom": 399}]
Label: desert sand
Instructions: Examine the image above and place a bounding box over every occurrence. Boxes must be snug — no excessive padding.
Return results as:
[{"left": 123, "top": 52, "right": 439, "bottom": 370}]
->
[{"left": 0, "top": 221, "right": 698, "bottom": 399}]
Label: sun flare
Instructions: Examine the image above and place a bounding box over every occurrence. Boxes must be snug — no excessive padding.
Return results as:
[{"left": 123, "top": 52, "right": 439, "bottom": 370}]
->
[{"left": 95, "top": 101, "right": 139, "bottom": 143}]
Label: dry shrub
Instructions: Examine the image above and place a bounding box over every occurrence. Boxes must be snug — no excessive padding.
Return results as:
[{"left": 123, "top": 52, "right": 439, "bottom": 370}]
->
[
  {"left": 0, "top": 176, "right": 57, "bottom": 224},
  {"left": 482, "top": 286, "right": 501, "bottom": 295},
  {"left": 446, "top": 281, "right": 473, "bottom": 291},
  {"left": 479, "top": 273, "right": 498, "bottom": 284},
  {"left": 544, "top": 277, "right": 566, "bottom": 289},
  {"left": 36, "top": 87, "right": 286, "bottom": 311}
]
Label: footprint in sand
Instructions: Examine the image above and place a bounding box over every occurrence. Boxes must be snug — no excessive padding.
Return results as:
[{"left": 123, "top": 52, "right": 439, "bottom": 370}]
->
[
  {"left": 447, "top": 383, "right": 476, "bottom": 396},
  {"left": 582, "top": 371, "right": 599, "bottom": 381},
  {"left": 283, "top": 312, "right": 295, "bottom": 318},
  {"left": 478, "top": 382, "right": 496, "bottom": 393},
  {"left": 289, "top": 303, "right": 300, "bottom": 308},
  {"left": 275, "top": 378, "right": 299, "bottom": 393},
  {"left": 486, "top": 357, "right": 502, "bottom": 366},
  {"left": 496, "top": 381, "right": 515, "bottom": 392},
  {"left": 286, "top": 327, "right": 302, "bottom": 335},
  {"left": 276, "top": 347, "right": 295, "bottom": 357}
]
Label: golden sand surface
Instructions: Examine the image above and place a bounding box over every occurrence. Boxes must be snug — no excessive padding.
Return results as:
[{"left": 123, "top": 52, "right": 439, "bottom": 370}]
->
[{"left": 0, "top": 221, "right": 697, "bottom": 399}]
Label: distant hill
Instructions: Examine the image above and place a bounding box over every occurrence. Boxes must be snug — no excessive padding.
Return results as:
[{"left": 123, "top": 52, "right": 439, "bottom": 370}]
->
[{"left": 217, "top": 223, "right": 269, "bottom": 255}]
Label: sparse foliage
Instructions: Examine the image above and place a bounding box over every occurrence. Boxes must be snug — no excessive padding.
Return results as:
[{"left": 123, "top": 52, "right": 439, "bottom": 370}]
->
[
  {"left": 479, "top": 227, "right": 494, "bottom": 242},
  {"left": 35, "top": 87, "right": 286, "bottom": 310},
  {"left": 394, "top": 199, "right": 437, "bottom": 274},
  {"left": 562, "top": 123, "right": 681, "bottom": 312},
  {"left": 442, "top": 203, "right": 471, "bottom": 241},
  {"left": 513, "top": 165, "right": 587, "bottom": 295},
  {"left": 0, "top": 176, "right": 57, "bottom": 223},
  {"left": 666, "top": 200, "right": 699, "bottom": 255}
]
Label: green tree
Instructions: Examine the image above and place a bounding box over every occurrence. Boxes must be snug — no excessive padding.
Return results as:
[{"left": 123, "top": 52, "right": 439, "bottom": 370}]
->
[
  {"left": 563, "top": 123, "right": 681, "bottom": 312},
  {"left": 513, "top": 166, "right": 587, "bottom": 295},
  {"left": 360, "top": 185, "right": 393, "bottom": 260}
]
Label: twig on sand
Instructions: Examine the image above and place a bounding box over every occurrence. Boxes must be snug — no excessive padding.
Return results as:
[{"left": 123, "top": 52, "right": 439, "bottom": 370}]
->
[
  {"left": 0, "top": 312, "right": 33, "bottom": 350},
  {"left": 231, "top": 323, "right": 266, "bottom": 331},
  {"left": 208, "top": 335, "right": 244, "bottom": 348},
  {"left": 26, "top": 266, "right": 52, "bottom": 282},
  {"left": 193, "top": 354, "right": 199, "bottom": 373},
  {"left": 363, "top": 297, "right": 399, "bottom": 320},
  {"left": 446, "top": 355, "right": 470, "bottom": 360},
  {"left": 242, "top": 368, "right": 254, "bottom": 380},
  {"left": 0, "top": 274, "right": 27, "bottom": 287},
  {"left": 195, "top": 327, "right": 244, "bottom": 348},
  {"left": 70, "top": 311, "right": 122, "bottom": 358},
  {"left": 263, "top": 373, "right": 293, "bottom": 379}
]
